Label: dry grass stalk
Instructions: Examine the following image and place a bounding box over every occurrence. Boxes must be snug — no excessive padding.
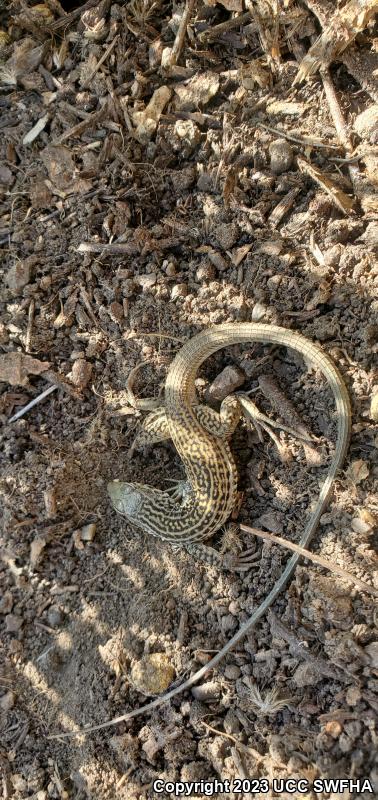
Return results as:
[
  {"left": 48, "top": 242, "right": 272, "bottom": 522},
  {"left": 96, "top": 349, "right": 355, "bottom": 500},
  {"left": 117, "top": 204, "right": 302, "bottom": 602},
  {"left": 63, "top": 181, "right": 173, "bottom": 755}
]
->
[{"left": 247, "top": 684, "right": 292, "bottom": 716}]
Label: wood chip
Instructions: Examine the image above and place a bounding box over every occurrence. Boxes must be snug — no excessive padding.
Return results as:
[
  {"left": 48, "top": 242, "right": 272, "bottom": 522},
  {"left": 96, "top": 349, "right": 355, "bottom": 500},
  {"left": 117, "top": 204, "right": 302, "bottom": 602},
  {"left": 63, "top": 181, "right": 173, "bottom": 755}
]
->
[
  {"left": 298, "top": 158, "right": 356, "bottom": 215},
  {"left": 0, "top": 352, "right": 50, "bottom": 386}
]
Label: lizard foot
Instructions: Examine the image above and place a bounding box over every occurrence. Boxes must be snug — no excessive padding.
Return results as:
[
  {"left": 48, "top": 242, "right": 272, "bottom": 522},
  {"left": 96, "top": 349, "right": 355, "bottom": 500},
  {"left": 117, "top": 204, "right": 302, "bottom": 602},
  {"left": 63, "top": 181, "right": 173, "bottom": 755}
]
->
[{"left": 184, "top": 542, "right": 260, "bottom": 572}]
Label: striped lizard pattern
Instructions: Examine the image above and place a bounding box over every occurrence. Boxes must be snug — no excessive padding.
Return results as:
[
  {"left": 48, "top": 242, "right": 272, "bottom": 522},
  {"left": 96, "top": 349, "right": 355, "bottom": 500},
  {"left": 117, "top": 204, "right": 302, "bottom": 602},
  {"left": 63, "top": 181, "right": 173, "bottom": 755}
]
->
[
  {"left": 108, "top": 323, "right": 350, "bottom": 561},
  {"left": 53, "top": 324, "right": 351, "bottom": 736}
]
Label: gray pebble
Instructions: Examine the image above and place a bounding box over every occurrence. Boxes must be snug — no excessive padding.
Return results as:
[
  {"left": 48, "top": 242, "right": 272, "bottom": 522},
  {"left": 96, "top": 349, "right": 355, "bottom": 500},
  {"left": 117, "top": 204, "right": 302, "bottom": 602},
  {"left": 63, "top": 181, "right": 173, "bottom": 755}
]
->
[{"left": 269, "top": 138, "right": 294, "bottom": 174}]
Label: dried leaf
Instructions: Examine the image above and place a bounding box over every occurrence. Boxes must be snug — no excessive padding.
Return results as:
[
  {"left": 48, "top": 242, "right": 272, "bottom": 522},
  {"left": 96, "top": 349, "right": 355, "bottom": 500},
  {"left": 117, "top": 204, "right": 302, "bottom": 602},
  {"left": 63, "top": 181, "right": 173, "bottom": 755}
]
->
[
  {"left": 40, "top": 144, "right": 75, "bottom": 190},
  {"left": 174, "top": 72, "right": 220, "bottom": 111},
  {"left": 306, "top": 282, "right": 331, "bottom": 311},
  {"left": 53, "top": 290, "right": 79, "bottom": 328},
  {"left": 0, "top": 40, "right": 44, "bottom": 86},
  {"left": 30, "top": 535, "right": 47, "bottom": 569},
  {"left": 239, "top": 60, "right": 271, "bottom": 90},
  {"left": 230, "top": 243, "right": 252, "bottom": 266},
  {"left": 346, "top": 459, "right": 370, "bottom": 485},
  {"left": 0, "top": 352, "right": 50, "bottom": 386},
  {"left": 298, "top": 158, "right": 356, "bottom": 215}
]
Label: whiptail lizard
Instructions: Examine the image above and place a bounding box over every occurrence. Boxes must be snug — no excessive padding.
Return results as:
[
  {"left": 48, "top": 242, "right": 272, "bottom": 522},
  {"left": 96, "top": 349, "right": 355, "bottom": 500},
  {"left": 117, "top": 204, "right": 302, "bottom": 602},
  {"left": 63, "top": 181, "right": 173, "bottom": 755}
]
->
[{"left": 52, "top": 323, "right": 351, "bottom": 737}]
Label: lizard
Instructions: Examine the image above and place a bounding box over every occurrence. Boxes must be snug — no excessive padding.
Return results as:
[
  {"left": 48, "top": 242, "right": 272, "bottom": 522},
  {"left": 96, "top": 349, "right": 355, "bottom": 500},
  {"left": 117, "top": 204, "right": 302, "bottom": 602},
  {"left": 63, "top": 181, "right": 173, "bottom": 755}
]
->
[{"left": 51, "top": 323, "right": 351, "bottom": 737}]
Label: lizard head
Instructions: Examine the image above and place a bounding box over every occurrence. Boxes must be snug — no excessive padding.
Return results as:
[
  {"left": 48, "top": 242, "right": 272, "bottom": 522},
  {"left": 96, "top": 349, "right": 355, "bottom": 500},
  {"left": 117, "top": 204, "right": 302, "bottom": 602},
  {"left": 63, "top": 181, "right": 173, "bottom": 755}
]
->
[{"left": 107, "top": 480, "right": 144, "bottom": 518}]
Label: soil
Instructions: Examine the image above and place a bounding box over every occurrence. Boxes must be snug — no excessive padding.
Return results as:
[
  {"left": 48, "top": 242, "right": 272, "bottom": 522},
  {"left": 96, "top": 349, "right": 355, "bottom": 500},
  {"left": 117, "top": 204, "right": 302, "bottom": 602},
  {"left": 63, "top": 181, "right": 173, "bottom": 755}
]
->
[{"left": 0, "top": 1, "right": 377, "bottom": 799}]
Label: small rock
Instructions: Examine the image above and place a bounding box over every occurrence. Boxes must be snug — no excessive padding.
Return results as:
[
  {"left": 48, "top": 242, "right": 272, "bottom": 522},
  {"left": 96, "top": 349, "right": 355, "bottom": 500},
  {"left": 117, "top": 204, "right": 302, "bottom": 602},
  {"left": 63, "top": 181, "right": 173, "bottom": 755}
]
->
[
  {"left": 130, "top": 653, "right": 175, "bottom": 695},
  {"left": 338, "top": 732, "right": 353, "bottom": 753},
  {"left": 324, "top": 244, "right": 343, "bottom": 267},
  {"left": 171, "top": 283, "right": 188, "bottom": 300},
  {"left": 251, "top": 302, "right": 268, "bottom": 322},
  {"left": 196, "top": 261, "right": 216, "bottom": 281},
  {"left": 224, "top": 664, "right": 241, "bottom": 680},
  {"left": 358, "top": 221, "right": 378, "bottom": 248},
  {"left": 370, "top": 392, "right": 378, "bottom": 422},
  {"left": 81, "top": 522, "right": 96, "bottom": 541},
  {"left": 47, "top": 605, "right": 64, "bottom": 628},
  {"left": 267, "top": 274, "right": 282, "bottom": 291},
  {"left": 71, "top": 358, "right": 92, "bottom": 389},
  {"left": 165, "top": 260, "right": 177, "bottom": 277},
  {"left": 191, "top": 680, "right": 220, "bottom": 702},
  {"left": 6, "top": 261, "right": 31, "bottom": 294},
  {"left": 0, "top": 165, "right": 13, "bottom": 186},
  {"left": 354, "top": 105, "right": 378, "bottom": 143},
  {"left": 269, "top": 138, "right": 294, "bottom": 174},
  {"left": 254, "top": 511, "right": 284, "bottom": 533},
  {"left": 141, "top": 730, "right": 161, "bottom": 762},
  {"left": 292, "top": 662, "right": 322, "bottom": 687},
  {"left": 208, "top": 250, "right": 229, "bottom": 271},
  {"left": 364, "top": 641, "right": 378, "bottom": 669},
  {"left": 345, "top": 685, "right": 361, "bottom": 706},
  {"left": 344, "top": 720, "right": 361, "bottom": 741},
  {"left": 11, "top": 775, "right": 27, "bottom": 792},
  {"left": 324, "top": 719, "right": 343, "bottom": 738},
  {"left": 197, "top": 171, "right": 214, "bottom": 191},
  {"left": 207, "top": 365, "right": 245, "bottom": 402},
  {"left": 137, "top": 273, "right": 157, "bottom": 292},
  {"left": 5, "top": 613, "right": 23, "bottom": 632},
  {"left": 0, "top": 591, "right": 13, "bottom": 614},
  {"left": 351, "top": 512, "right": 375, "bottom": 534},
  {"left": 174, "top": 120, "right": 201, "bottom": 150},
  {"left": 0, "top": 690, "right": 15, "bottom": 711},
  {"left": 214, "top": 222, "right": 239, "bottom": 250},
  {"left": 174, "top": 72, "right": 220, "bottom": 111},
  {"left": 30, "top": 534, "right": 47, "bottom": 569},
  {"left": 223, "top": 708, "right": 241, "bottom": 734}
]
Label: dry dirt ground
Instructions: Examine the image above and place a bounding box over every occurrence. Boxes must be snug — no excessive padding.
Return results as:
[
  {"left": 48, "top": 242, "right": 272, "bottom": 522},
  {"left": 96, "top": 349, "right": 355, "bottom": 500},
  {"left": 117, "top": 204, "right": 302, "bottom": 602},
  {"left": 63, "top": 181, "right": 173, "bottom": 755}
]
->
[{"left": 0, "top": 1, "right": 378, "bottom": 798}]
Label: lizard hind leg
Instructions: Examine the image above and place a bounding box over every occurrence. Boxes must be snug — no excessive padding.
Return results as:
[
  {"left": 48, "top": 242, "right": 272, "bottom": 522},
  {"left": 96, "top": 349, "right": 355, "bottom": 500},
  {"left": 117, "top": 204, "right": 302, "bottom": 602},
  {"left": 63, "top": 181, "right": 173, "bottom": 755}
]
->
[
  {"left": 184, "top": 540, "right": 259, "bottom": 572},
  {"left": 130, "top": 407, "right": 171, "bottom": 453},
  {"left": 237, "top": 393, "right": 314, "bottom": 445},
  {"left": 195, "top": 395, "right": 242, "bottom": 439}
]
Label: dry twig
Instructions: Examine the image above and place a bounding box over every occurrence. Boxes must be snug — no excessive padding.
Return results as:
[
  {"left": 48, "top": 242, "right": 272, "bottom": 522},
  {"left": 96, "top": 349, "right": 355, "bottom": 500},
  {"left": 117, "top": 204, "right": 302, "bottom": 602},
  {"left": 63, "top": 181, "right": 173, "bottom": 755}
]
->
[
  {"left": 240, "top": 524, "right": 378, "bottom": 597},
  {"left": 8, "top": 385, "right": 58, "bottom": 423},
  {"left": 295, "top": 0, "right": 378, "bottom": 84},
  {"left": 164, "top": 0, "right": 196, "bottom": 67}
]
